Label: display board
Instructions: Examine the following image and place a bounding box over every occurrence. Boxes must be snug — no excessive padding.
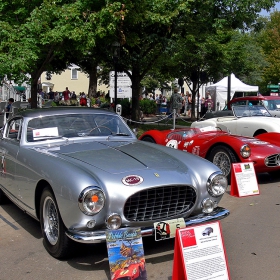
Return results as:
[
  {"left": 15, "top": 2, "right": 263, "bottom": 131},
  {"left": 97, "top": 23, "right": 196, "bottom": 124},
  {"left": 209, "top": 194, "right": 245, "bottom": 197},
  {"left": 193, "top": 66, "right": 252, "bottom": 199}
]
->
[
  {"left": 172, "top": 221, "right": 230, "bottom": 280},
  {"left": 230, "top": 162, "right": 260, "bottom": 197}
]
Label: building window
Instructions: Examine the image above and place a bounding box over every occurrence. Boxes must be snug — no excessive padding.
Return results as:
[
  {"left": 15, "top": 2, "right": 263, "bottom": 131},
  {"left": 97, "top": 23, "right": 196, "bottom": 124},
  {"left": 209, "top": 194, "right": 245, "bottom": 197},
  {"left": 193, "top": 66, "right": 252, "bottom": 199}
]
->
[{"left": 71, "top": 69, "right": 78, "bottom": 79}]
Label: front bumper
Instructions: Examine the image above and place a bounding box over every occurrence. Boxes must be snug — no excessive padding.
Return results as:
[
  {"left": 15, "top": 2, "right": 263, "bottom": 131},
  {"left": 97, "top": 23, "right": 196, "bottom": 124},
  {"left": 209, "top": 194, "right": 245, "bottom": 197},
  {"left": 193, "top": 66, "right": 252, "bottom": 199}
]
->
[{"left": 66, "top": 206, "right": 230, "bottom": 243}]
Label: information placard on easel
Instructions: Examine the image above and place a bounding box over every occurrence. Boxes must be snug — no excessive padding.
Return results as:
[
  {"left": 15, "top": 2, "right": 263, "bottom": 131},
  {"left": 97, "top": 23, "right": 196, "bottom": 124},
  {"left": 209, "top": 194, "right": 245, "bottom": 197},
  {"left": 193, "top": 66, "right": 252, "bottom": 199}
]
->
[
  {"left": 230, "top": 162, "right": 259, "bottom": 197},
  {"left": 172, "top": 221, "right": 230, "bottom": 280}
]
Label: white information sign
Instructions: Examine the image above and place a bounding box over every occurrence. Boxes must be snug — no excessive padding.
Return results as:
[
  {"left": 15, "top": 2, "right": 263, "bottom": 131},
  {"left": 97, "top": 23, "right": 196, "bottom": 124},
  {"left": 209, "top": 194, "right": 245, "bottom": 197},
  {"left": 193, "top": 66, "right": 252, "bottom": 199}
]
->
[
  {"left": 173, "top": 222, "right": 230, "bottom": 280},
  {"left": 109, "top": 71, "right": 132, "bottom": 99},
  {"left": 231, "top": 162, "right": 259, "bottom": 197}
]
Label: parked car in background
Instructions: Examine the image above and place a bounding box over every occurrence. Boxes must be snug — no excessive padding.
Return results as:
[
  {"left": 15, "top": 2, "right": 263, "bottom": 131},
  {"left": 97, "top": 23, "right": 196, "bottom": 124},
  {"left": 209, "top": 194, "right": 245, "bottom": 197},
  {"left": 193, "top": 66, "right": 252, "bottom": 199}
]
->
[
  {"left": 192, "top": 105, "right": 280, "bottom": 137},
  {"left": 205, "top": 95, "right": 280, "bottom": 119},
  {"left": 0, "top": 107, "right": 229, "bottom": 258},
  {"left": 139, "top": 126, "right": 280, "bottom": 180}
]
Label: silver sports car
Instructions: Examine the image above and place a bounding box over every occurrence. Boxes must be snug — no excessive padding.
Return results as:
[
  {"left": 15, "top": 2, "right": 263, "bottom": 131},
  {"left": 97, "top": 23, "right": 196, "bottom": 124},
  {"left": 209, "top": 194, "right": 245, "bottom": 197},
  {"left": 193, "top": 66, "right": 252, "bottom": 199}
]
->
[{"left": 0, "top": 107, "right": 229, "bottom": 258}]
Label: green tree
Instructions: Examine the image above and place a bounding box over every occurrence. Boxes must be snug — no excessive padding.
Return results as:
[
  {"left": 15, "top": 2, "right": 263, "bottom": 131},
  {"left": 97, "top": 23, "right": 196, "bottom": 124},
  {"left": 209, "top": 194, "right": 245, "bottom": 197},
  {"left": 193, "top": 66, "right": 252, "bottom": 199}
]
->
[
  {"left": 258, "top": 11, "right": 280, "bottom": 88},
  {"left": 0, "top": 0, "right": 122, "bottom": 108}
]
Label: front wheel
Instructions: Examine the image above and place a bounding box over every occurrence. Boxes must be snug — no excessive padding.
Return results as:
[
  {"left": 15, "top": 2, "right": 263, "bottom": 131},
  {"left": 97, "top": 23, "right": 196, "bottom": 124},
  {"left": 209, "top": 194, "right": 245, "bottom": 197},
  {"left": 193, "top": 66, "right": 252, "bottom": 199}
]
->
[
  {"left": 207, "top": 146, "right": 237, "bottom": 181},
  {"left": 141, "top": 136, "right": 156, "bottom": 143},
  {"left": 0, "top": 188, "right": 8, "bottom": 204},
  {"left": 40, "top": 187, "right": 72, "bottom": 259}
]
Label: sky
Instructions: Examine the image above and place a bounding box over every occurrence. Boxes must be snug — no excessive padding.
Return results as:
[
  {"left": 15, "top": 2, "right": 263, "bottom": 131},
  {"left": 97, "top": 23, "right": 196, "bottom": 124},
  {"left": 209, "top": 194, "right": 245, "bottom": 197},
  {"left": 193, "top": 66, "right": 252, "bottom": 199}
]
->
[{"left": 260, "top": 2, "right": 280, "bottom": 16}]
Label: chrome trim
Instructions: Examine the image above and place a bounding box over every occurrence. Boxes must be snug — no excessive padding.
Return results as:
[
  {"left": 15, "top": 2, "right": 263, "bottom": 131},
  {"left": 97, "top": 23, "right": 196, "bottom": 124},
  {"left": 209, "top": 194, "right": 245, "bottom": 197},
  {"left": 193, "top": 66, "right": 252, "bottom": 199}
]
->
[
  {"left": 265, "top": 154, "right": 280, "bottom": 167},
  {"left": 65, "top": 206, "right": 230, "bottom": 243},
  {"left": 240, "top": 144, "right": 251, "bottom": 158},
  {"left": 78, "top": 186, "right": 105, "bottom": 215}
]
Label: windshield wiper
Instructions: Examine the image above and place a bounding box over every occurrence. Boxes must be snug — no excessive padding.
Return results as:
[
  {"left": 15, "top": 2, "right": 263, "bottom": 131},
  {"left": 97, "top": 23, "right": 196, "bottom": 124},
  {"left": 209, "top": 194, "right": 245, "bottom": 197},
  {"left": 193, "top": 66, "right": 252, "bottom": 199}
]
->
[
  {"left": 33, "top": 136, "right": 68, "bottom": 141},
  {"left": 111, "top": 133, "right": 130, "bottom": 136}
]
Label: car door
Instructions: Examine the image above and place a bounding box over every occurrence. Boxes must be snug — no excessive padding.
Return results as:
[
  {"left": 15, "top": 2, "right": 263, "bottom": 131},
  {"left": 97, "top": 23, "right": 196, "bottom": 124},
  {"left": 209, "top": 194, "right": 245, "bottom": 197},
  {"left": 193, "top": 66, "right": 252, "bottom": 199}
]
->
[{"left": 0, "top": 117, "right": 22, "bottom": 199}]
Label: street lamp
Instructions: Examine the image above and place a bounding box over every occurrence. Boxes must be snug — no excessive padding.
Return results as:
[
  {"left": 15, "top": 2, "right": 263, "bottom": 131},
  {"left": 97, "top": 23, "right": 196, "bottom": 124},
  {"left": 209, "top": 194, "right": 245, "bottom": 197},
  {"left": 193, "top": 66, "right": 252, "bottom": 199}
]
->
[{"left": 112, "top": 41, "right": 121, "bottom": 112}]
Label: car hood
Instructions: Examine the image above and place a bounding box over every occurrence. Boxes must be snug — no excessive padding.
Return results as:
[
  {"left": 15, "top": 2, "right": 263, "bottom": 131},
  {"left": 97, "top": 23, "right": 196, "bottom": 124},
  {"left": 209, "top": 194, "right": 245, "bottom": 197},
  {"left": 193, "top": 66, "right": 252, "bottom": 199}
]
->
[{"left": 42, "top": 140, "right": 183, "bottom": 174}]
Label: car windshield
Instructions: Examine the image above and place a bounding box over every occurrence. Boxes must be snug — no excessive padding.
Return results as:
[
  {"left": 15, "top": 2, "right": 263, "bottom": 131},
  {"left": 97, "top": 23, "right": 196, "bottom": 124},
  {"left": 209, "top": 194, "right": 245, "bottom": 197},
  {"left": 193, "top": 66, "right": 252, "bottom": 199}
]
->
[
  {"left": 232, "top": 105, "right": 272, "bottom": 118},
  {"left": 26, "top": 113, "right": 133, "bottom": 142},
  {"left": 262, "top": 99, "right": 280, "bottom": 110}
]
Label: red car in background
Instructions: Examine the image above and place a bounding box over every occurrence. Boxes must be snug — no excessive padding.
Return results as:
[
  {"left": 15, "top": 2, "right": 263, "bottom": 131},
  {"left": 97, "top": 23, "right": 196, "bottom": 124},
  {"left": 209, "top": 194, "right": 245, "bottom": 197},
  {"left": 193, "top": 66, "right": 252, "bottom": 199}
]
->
[
  {"left": 205, "top": 95, "right": 280, "bottom": 118},
  {"left": 139, "top": 127, "right": 280, "bottom": 180}
]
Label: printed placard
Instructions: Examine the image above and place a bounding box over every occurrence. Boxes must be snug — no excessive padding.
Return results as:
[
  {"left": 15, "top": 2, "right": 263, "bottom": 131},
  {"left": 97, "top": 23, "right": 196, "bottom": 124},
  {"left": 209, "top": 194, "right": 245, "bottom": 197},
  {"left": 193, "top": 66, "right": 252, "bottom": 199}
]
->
[
  {"left": 231, "top": 162, "right": 259, "bottom": 197},
  {"left": 154, "top": 218, "right": 186, "bottom": 241},
  {"left": 172, "top": 221, "right": 230, "bottom": 280},
  {"left": 106, "top": 228, "right": 147, "bottom": 280}
]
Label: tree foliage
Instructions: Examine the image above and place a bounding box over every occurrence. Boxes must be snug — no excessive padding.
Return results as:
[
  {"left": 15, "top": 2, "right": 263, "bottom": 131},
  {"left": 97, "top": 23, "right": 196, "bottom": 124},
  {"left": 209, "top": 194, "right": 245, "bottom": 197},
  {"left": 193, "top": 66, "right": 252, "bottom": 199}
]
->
[{"left": 0, "top": 0, "right": 278, "bottom": 115}]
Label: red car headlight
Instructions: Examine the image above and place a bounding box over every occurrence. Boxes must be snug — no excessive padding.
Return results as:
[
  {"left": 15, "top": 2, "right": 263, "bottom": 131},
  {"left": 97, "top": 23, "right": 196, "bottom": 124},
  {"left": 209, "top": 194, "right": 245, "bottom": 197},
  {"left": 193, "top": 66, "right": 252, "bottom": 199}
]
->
[{"left": 240, "top": 144, "right": 251, "bottom": 158}]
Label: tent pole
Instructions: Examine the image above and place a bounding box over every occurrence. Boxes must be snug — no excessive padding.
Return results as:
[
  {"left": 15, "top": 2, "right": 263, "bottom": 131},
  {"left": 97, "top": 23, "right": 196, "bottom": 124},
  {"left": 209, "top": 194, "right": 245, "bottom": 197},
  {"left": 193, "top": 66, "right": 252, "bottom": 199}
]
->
[{"left": 227, "top": 74, "right": 231, "bottom": 105}]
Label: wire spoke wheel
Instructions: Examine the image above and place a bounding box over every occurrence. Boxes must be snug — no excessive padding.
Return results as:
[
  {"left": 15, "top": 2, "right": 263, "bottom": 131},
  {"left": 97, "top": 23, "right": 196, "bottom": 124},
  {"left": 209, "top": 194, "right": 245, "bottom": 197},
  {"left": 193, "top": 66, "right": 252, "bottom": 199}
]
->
[
  {"left": 207, "top": 145, "right": 237, "bottom": 182},
  {"left": 43, "top": 196, "right": 59, "bottom": 246},
  {"left": 212, "top": 151, "right": 231, "bottom": 177}
]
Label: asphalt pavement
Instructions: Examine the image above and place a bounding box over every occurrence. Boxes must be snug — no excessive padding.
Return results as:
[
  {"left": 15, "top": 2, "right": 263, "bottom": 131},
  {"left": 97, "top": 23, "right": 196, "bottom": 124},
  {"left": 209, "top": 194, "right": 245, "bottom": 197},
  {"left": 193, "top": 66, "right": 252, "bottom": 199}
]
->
[{"left": 0, "top": 172, "right": 280, "bottom": 280}]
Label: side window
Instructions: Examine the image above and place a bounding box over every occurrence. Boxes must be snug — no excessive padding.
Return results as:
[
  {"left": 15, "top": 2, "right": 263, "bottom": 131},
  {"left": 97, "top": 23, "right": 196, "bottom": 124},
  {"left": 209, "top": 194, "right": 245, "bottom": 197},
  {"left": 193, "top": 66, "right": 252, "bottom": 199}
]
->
[
  {"left": 5, "top": 118, "right": 22, "bottom": 141},
  {"left": 71, "top": 69, "right": 78, "bottom": 79}
]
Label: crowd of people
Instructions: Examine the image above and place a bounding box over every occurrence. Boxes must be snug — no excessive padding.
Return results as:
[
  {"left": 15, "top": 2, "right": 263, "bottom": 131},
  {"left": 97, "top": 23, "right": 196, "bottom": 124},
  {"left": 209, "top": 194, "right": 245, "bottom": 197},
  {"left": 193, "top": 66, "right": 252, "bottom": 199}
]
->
[
  {"left": 37, "top": 87, "right": 107, "bottom": 108},
  {"left": 144, "top": 89, "right": 214, "bottom": 118}
]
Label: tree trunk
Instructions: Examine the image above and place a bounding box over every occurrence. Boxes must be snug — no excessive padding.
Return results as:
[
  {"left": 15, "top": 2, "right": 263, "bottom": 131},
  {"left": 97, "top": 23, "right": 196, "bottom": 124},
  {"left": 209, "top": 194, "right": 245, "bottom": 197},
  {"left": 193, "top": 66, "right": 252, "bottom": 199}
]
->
[
  {"left": 30, "top": 71, "right": 42, "bottom": 109},
  {"left": 130, "top": 68, "right": 141, "bottom": 122},
  {"left": 88, "top": 63, "right": 98, "bottom": 98},
  {"left": 191, "top": 80, "right": 198, "bottom": 120}
]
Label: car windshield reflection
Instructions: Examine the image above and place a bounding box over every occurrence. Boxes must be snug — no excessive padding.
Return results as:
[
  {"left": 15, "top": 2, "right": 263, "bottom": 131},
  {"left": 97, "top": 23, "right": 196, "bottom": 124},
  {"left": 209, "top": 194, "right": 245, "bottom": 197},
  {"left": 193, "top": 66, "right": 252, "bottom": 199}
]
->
[
  {"left": 232, "top": 105, "right": 272, "bottom": 118},
  {"left": 26, "top": 113, "right": 133, "bottom": 142}
]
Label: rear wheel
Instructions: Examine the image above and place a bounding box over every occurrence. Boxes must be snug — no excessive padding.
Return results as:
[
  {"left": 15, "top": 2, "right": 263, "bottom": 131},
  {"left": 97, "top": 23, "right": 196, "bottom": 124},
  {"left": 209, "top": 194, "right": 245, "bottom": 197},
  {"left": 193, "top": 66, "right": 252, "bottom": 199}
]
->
[
  {"left": 207, "top": 146, "right": 237, "bottom": 181},
  {"left": 141, "top": 136, "right": 156, "bottom": 143},
  {"left": 253, "top": 129, "right": 267, "bottom": 137},
  {"left": 40, "top": 187, "right": 72, "bottom": 259}
]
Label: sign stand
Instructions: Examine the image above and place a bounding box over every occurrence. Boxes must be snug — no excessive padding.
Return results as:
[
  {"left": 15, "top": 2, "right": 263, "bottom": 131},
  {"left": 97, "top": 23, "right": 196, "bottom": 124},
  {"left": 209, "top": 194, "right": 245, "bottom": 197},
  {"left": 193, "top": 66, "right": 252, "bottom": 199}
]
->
[
  {"left": 230, "top": 162, "right": 260, "bottom": 197},
  {"left": 172, "top": 221, "right": 230, "bottom": 280}
]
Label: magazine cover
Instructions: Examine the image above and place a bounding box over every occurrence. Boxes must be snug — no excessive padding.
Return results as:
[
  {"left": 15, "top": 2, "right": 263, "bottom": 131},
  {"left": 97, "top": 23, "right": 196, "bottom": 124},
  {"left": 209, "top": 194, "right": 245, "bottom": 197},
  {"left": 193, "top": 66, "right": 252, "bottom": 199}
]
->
[{"left": 106, "top": 228, "right": 147, "bottom": 280}]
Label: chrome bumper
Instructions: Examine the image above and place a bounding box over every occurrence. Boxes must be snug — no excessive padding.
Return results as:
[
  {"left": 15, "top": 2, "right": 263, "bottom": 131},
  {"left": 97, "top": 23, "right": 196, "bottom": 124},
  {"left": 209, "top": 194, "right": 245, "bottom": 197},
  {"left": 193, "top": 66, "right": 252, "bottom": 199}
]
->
[{"left": 66, "top": 206, "right": 230, "bottom": 244}]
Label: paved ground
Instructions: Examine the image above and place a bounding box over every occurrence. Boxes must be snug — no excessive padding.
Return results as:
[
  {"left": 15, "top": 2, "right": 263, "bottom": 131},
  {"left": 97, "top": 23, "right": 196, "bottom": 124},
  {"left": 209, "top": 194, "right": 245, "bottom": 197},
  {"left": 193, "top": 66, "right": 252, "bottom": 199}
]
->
[{"left": 0, "top": 172, "right": 280, "bottom": 280}]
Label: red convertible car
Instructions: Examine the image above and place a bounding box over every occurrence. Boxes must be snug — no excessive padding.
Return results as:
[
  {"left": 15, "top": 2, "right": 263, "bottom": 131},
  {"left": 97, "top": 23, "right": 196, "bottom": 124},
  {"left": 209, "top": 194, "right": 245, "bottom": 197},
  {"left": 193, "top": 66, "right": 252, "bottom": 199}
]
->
[{"left": 139, "top": 127, "right": 280, "bottom": 180}]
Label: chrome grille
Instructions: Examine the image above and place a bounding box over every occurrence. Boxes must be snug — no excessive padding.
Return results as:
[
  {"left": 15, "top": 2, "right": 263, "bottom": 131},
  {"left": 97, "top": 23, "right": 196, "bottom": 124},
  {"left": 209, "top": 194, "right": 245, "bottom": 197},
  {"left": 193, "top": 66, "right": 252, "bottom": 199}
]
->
[
  {"left": 265, "top": 154, "right": 280, "bottom": 167},
  {"left": 124, "top": 185, "right": 196, "bottom": 222}
]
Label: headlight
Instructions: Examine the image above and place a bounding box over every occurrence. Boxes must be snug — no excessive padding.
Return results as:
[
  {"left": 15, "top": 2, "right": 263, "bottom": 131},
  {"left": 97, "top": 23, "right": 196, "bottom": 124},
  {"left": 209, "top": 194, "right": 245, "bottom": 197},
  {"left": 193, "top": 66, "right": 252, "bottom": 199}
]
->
[
  {"left": 240, "top": 144, "right": 251, "bottom": 158},
  {"left": 106, "top": 213, "right": 122, "bottom": 230},
  {"left": 201, "top": 198, "right": 215, "bottom": 213},
  {"left": 207, "top": 172, "right": 228, "bottom": 197},
  {"left": 78, "top": 187, "right": 105, "bottom": 215}
]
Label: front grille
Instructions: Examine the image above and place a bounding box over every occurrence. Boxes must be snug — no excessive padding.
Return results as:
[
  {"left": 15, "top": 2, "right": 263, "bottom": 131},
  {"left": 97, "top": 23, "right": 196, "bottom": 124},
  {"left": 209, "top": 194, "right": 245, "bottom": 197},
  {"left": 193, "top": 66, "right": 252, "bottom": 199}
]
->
[
  {"left": 124, "top": 185, "right": 196, "bottom": 222},
  {"left": 265, "top": 154, "right": 280, "bottom": 167}
]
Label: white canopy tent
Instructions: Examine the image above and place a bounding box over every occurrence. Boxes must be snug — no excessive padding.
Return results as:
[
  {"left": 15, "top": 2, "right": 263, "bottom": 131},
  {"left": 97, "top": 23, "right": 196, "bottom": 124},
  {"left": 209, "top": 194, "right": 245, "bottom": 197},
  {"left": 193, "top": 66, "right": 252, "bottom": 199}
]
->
[{"left": 205, "top": 73, "right": 259, "bottom": 109}]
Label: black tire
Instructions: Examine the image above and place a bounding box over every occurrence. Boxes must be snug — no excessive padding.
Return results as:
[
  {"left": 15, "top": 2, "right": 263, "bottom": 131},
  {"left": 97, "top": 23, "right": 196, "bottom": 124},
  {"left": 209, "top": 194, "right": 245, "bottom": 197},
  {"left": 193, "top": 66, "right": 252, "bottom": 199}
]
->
[
  {"left": 40, "top": 187, "right": 72, "bottom": 259},
  {"left": 207, "top": 146, "right": 238, "bottom": 181},
  {"left": 253, "top": 129, "right": 267, "bottom": 137},
  {"left": 141, "top": 136, "right": 156, "bottom": 143},
  {"left": 0, "top": 188, "right": 8, "bottom": 204}
]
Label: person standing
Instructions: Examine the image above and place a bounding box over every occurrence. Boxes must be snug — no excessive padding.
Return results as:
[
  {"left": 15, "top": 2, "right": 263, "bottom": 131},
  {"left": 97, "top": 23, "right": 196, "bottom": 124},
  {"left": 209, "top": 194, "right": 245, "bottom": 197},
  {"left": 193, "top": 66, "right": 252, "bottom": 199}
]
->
[
  {"left": 187, "top": 92, "right": 192, "bottom": 117},
  {"left": 5, "top": 98, "right": 14, "bottom": 119},
  {"left": 63, "top": 87, "right": 70, "bottom": 105},
  {"left": 170, "top": 87, "right": 182, "bottom": 116},
  {"left": 48, "top": 88, "right": 54, "bottom": 100},
  {"left": 79, "top": 92, "right": 87, "bottom": 106}
]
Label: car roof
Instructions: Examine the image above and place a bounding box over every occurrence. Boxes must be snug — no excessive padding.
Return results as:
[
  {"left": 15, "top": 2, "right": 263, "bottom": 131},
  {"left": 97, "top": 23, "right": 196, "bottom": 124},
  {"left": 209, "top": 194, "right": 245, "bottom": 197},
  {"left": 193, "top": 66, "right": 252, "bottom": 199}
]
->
[
  {"left": 230, "top": 96, "right": 280, "bottom": 103},
  {"left": 14, "top": 107, "right": 115, "bottom": 118}
]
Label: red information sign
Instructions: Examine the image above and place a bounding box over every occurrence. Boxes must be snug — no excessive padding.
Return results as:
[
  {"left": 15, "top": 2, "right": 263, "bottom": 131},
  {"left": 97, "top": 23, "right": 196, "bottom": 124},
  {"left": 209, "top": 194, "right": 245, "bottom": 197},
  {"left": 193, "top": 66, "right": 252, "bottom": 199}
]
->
[
  {"left": 172, "top": 221, "right": 230, "bottom": 280},
  {"left": 230, "top": 162, "right": 260, "bottom": 197}
]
